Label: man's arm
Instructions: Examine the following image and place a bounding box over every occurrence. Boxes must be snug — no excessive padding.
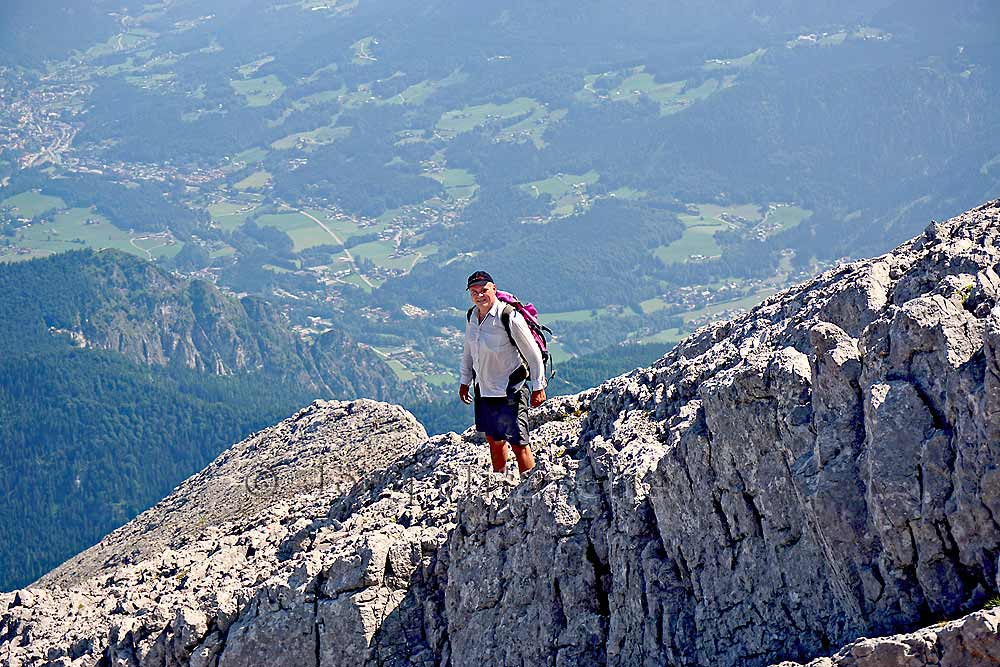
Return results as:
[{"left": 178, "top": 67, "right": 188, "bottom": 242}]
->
[
  {"left": 460, "top": 334, "right": 474, "bottom": 386},
  {"left": 459, "top": 323, "right": 474, "bottom": 403},
  {"left": 508, "top": 311, "right": 546, "bottom": 391}
]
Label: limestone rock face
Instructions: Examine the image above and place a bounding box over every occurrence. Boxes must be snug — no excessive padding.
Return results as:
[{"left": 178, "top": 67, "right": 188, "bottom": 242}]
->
[
  {"left": 773, "top": 608, "right": 1000, "bottom": 667},
  {"left": 4, "top": 201, "right": 1000, "bottom": 666}
]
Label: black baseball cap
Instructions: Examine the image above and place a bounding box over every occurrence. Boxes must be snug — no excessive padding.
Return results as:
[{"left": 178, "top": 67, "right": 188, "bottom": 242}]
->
[{"left": 466, "top": 270, "right": 494, "bottom": 289}]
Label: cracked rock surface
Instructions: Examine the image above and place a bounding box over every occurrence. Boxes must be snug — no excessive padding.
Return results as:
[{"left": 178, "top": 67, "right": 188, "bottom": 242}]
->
[{"left": 5, "top": 201, "right": 1000, "bottom": 666}]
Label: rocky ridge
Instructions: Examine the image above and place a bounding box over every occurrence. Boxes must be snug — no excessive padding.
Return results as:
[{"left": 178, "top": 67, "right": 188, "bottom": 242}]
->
[{"left": 5, "top": 201, "right": 1000, "bottom": 666}]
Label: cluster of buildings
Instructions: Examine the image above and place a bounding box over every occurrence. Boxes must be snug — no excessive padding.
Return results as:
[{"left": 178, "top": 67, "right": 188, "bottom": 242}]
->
[{"left": 0, "top": 74, "right": 84, "bottom": 170}]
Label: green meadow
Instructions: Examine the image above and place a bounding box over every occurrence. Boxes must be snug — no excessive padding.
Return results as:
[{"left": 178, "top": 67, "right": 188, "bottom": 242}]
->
[
  {"left": 271, "top": 124, "right": 350, "bottom": 151},
  {"left": 422, "top": 371, "right": 457, "bottom": 387},
  {"left": 653, "top": 203, "right": 761, "bottom": 265},
  {"left": 543, "top": 306, "right": 615, "bottom": 324},
  {"left": 2, "top": 191, "right": 67, "bottom": 218},
  {"left": 520, "top": 170, "right": 599, "bottom": 217},
  {"left": 703, "top": 48, "right": 767, "bottom": 70},
  {"left": 579, "top": 66, "right": 736, "bottom": 116},
  {"left": 230, "top": 75, "right": 286, "bottom": 107},
  {"left": 81, "top": 30, "right": 150, "bottom": 60},
  {"left": 639, "top": 287, "right": 779, "bottom": 344},
  {"left": 351, "top": 37, "right": 378, "bottom": 64},
  {"left": 233, "top": 170, "right": 271, "bottom": 191},
  {"left": 386, "top": 69, "right": 468, "bottom": 106},
  {"left": 232, "top": 147, "right": 269, "bottom": 166},
  {"left": 254, "top": 212, "right": 334, "bottom": 252},
  {"left": 763, "top": 204, "right": 812, "bottom": 235},
  {"left": 207, "top": 200, "right": 259, "bottom": 231},
  {"left": 302, "top": 209, "right": 385, "bottom": 242},
  {"left": 497, "top": 106, "right": 566, "bottom": 148},
  {"left": 428, "top": 168, "right": 478, "bottom": 200},
  {"left": 1, "top": 208, "right": 182, "bottom": 262},
  {"left": 436, "top": 97, "right": 539, "bottom": 135},
  {"left": 608, "top": 187, "right": 646, "bottom": 200},
  {"left": 236, "top": 55, "right": 275, "bottom": 78}
]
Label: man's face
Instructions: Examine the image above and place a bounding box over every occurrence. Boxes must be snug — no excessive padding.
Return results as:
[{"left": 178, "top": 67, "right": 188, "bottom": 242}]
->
[{"left": 469, "top": 282, "right": 497, "bottom": 310}]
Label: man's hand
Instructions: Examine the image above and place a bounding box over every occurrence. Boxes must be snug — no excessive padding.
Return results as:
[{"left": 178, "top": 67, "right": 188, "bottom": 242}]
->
[
  {"left": 459, "top": 383, "right": 472, "bottom": 404},
  {"left": 530, "top": 388, "right": 546, "bottom": 407}
]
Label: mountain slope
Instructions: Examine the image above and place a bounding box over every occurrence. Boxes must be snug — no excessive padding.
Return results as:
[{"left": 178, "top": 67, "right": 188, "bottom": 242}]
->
[
  {"left": 0, "top": 249, "right": 409, "bottom": 398},
  {"left": 4, "top": 200, "right": 1000, "bottom": 665},
  {"left": 0, "top": 249, "right": 421, "bottom": 591}
]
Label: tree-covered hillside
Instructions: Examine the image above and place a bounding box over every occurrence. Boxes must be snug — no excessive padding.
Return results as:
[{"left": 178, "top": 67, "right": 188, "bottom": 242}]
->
[
  {"left": 0, "top": 349, "right": 312, "bottom": 591},
  {"left": 0, "top": 249, "right": 421, "bottom": 590}
]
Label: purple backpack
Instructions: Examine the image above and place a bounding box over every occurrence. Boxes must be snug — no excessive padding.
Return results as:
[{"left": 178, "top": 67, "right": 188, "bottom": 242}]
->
[{"left": 466, "top": 290, "right": 555, "bottom": 379}]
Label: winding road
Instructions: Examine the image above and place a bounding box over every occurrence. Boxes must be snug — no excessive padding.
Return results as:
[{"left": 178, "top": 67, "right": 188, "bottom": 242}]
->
[{"left": 282, "top": 205, "right": 375, "bottom": 289}]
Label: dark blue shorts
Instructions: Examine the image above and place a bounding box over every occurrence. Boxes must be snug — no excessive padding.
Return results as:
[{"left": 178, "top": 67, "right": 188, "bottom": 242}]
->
[{"left": 474, "top": 383, "right": 530, "bottom": 446}]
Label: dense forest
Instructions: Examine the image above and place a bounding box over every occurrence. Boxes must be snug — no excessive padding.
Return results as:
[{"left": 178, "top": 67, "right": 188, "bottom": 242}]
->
[
  {"left": 0, "top": 250, "right": 426, "bottom": 589},
  {"left": 0, "top": 348, "right": 314, "bottom": 590}
]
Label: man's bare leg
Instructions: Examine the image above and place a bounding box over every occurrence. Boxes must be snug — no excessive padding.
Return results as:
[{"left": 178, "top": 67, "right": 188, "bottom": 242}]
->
[
  {"left": 486, "top": 435, "right": 510, "bottom": 473},
  {"left": 512, "top": 443, "right": 535, "bottom": 474}
]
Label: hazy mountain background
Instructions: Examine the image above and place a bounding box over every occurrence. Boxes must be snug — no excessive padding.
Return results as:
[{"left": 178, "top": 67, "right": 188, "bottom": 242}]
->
[{"left": 0, "top": 0, "right": 997, "bottom": 589}]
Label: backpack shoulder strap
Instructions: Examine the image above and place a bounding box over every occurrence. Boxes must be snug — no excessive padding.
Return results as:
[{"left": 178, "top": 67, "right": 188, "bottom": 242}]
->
[
  {"left": 466, "top": 306, "right": 474, "bottom": 322},
  {"left": 499, "top": 304, "right": 517, "bottom": 348}
]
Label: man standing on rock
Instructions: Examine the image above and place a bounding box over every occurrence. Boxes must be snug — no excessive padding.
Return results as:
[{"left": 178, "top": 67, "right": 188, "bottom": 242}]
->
[{"left": 459, "top": 270, "right": 547, "bottom": 477}]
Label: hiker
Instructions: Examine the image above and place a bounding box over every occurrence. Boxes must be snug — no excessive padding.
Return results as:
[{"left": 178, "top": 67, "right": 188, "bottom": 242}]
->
[{"left": 459, "top": 270, "right": 547, "bottom": 477}]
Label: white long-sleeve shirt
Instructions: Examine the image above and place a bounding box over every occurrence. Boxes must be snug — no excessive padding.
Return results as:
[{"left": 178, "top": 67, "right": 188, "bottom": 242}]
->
[{"left": 460, "top": 299, "right": 546, "bottom": 397}]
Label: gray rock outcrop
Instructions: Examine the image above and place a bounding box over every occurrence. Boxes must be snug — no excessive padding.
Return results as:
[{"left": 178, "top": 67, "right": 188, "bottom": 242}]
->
[
  {"left": 5, "top": 201, "right": 1000, "bottom": 666},
  {"left": 773, "top": 608, "right": 1000, "bottom": 667}
]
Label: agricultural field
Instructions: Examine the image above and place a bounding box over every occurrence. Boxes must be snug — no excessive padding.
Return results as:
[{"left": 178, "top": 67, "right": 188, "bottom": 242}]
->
[
  {"left": 230, "top": 75, "right": 286, "bottom": 107},
  {"left": 369, "top": 345, "right": 417, "bottom": 381},
  {"left": 578, "top": 66, "right": 736, "bottom": 115},
  {"left": 1, "top": 191, "right": 66, "bottom": 218},
  {"left": 436, "top": 97, "right": 541, "bottom": 136},
  {"left": 351, "top": 37, "right": 378, "bottom": 64},
  {"left": 679, "top": 288, "right": 778, "bottom": 325},
  {"left": 1, "top": 208, "right": 182, "bottom": 263},
  {"left": 207, "top": 199, "right": 260, "bottom": 232},
  {"left": 254, "top": 212, "right": 336, "bottom": 252},
  {"left": 520, "top": 170, "right": 599, "bottom": 217},
  {"left": 302, "top": 208, "right": 386, "bottom": 242},
  {"left": 422, "top": 371, "right": 456, "bottom": 387},
  {"left": 427, "top": 168, "right": 478, "bottom": 200},
  {"left": 385, "top": 69, "right": 468, "bottom": 106},
  {"left": 546, "top": 340, "right": 573, "bottom": 364},
  {"left": 542, "top": 305, "right": 617, "bottom": 324},
  {"left": 654, "top": 202, "right": 770, "bottom": 265},
  {"left": 339, "top": 272, "right": 377, "bottom": 293},
  {"left": 233, "top": 170, "right": 272, "bottom": 191},
  {"left": 703, "top": 48, "right": 767, "bottom": 70},
  {"left": 608, "top": 187, "right": 646, "bottom": 200},
  {"left": 236, "top": 55, "right": 275, "bottom": 78},
  {"left": 350, "top": 239, "right": 394, "bottom": 266},
  {"left": 271, "top": 124, "right": 350, "bottom": 151},
  {"left": 653, "top": 205, "right": 741, "bottom": 264},
  {"left": 761, "top": 204, "right": 812, "bottom": 236},
  {"left": 233, "top": 147, "right": 269, "bottom": 166},
  {"left": 785, "top": 27, "right": 884, "bottom": 49},
  {"left": 639, "top": 287, "right": 779, "bottom": 344},
  {"left": 80, "top": 29, "right": 152, "bottom": 60},
  {"left": 495, "top": 106, "right": 567, "bottom": 148},
  {"left": 659, "top": 76, "right": 737, "bottom": 115},
  {"left": 610, "top": 70, "right": 685, "bottom": 105},
  {"left": 125, "top": 71, "right": 175, "bottom": 91}
]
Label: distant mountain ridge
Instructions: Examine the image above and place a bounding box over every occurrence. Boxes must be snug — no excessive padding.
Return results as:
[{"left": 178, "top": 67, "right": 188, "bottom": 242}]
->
[{"left": 0, "top": 249, "right": 412, "bottom": 400}]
